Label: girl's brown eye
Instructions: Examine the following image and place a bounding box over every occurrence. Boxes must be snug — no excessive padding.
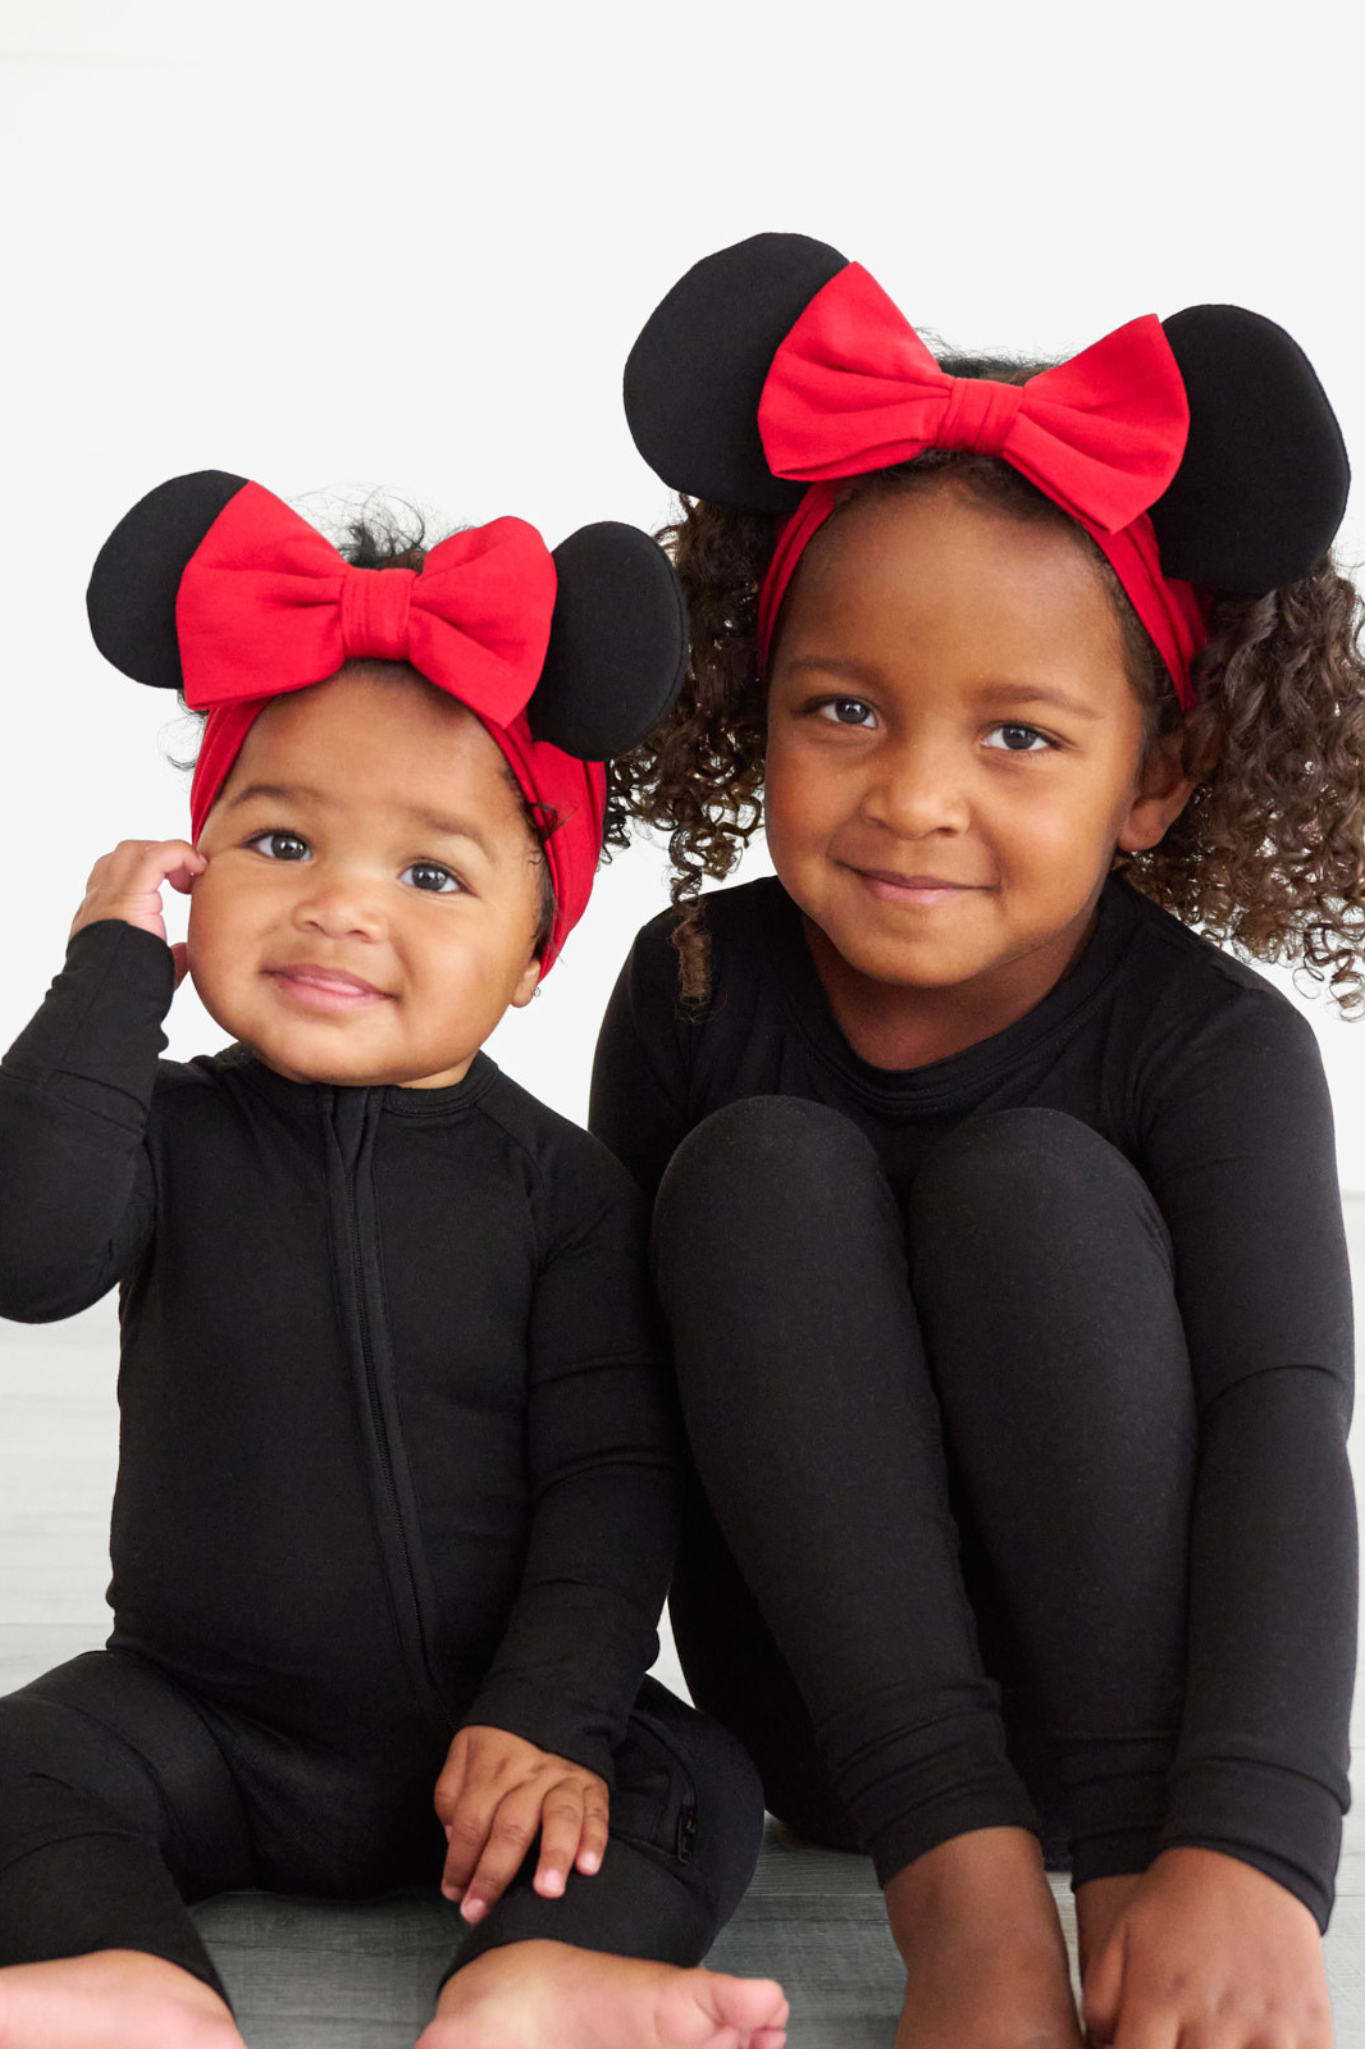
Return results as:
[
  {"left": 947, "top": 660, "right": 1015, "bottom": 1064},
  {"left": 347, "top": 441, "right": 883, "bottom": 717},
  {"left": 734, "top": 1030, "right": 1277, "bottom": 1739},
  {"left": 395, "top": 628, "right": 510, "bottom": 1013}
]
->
[
  {"left": 819, "top": 697, "right": 875, "bottom": 727},
  {"left": 985, "top": 724, "right": 1050, "bottom": 754}
]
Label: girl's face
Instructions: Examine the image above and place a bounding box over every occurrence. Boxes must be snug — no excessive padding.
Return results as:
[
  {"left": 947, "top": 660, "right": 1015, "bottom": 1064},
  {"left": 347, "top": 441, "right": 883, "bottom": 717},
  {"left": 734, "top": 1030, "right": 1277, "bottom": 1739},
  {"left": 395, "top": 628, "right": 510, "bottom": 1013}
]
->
[
  {"left": 187, "top": 665, "right": 544, "bottom": 1089},
  {"left": 764, "top": 483, "right": 1193, "bottom": 1013}
]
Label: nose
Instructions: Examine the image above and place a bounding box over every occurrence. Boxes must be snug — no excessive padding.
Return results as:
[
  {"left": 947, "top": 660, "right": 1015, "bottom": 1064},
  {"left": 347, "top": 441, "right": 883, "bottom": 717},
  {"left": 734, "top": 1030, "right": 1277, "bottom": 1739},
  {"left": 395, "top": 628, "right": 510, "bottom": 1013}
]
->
[
  {"left": 859, "top": 730, "right": 971, "bottom": 839},
  {"left": 291, "top": 861, "right": 386, "bottom": 942}
]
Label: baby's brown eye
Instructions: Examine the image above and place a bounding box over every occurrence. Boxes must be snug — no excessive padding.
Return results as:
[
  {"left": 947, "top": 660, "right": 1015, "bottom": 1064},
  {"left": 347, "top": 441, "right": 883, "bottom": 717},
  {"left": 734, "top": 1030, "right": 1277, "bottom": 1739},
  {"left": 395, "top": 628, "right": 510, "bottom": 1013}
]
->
[
  {"left": 402, "top": 862, "right": 460, "bottom": 895},
  {"left": 251, "top": 830, "right": 310, "bottom": 861}
]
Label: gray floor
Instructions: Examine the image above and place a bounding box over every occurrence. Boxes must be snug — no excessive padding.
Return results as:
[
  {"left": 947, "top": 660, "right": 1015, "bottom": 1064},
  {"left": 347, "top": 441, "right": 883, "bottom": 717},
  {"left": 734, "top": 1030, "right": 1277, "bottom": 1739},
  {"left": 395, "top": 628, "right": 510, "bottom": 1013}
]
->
[{"left": 3, "top": 1207, "right": 1365, "bottom": 2046}]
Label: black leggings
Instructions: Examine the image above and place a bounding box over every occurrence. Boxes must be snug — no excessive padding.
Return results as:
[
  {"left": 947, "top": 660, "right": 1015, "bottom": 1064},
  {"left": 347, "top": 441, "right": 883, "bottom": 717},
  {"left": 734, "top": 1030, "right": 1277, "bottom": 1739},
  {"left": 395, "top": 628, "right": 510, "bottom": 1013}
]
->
[
  {"left": 654, "top": 1100, "right": 1197, "bottom": 1891},
  {"left": 0, "top": 1653, "right": 763, "bottom": 2010}
]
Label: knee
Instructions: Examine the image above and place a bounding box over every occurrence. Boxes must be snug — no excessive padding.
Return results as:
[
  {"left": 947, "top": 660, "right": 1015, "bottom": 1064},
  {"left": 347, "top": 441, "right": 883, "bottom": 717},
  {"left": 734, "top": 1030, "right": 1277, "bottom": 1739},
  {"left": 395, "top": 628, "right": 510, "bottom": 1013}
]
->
[
  {"left": 653, "top": 1097, "right": 883, "bottom": 1286},
  {"left": 910, "top": 1109, "right": 1165, "bottom": 1256}
]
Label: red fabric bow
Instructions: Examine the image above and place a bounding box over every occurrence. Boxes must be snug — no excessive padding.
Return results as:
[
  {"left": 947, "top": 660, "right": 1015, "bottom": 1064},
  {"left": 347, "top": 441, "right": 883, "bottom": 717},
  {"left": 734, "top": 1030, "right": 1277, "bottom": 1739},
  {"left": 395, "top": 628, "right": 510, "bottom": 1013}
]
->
[
  {"left": 759, "top": 265, "right": 1190, "bottom": 532},
  {"left": 178, "top": 482, "right": 558, "bottom": 723},
  {"left": 754, "top": 265, "right": 1206, "bottom": 706},
  {"left": 180, "top": 483, "right": 603, "bottom": 973}
]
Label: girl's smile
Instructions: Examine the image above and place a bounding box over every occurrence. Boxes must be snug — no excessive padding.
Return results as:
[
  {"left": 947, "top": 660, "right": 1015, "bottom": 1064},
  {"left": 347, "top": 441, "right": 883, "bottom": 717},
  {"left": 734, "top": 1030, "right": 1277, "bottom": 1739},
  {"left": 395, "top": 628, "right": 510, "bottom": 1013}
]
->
[{"left": 763, "top": 481, "right": 1194, "bottom": 1069}]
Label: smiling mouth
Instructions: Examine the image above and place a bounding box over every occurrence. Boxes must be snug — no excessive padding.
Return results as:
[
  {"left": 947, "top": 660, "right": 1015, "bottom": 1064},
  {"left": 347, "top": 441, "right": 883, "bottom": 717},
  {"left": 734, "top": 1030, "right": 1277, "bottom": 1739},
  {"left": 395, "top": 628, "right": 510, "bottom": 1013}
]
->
[
  {"left": 264, "top": 966, "right": 394, "bottom": 1011},
  {"left": 847, "top": 866, "right": 988, "bottom": 901}
]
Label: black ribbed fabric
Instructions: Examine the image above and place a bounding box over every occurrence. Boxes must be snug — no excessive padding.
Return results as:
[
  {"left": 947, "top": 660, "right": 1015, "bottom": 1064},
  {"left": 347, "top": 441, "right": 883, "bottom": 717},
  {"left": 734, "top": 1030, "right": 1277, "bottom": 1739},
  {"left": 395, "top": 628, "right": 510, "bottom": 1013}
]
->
[
  {"left": 0, "top": 921, "right": 764, "bottom": 1991},
  {"left": 590, "top": 875, "right": 1357, "bottom": 1928}
]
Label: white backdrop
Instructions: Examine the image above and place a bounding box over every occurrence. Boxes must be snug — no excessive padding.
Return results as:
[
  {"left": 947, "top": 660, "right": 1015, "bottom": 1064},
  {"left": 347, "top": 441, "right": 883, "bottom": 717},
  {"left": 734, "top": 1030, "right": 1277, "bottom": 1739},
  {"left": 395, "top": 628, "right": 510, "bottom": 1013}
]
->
[{"left": 3, "top": 0, "right": 1363, "bottom": 1181}]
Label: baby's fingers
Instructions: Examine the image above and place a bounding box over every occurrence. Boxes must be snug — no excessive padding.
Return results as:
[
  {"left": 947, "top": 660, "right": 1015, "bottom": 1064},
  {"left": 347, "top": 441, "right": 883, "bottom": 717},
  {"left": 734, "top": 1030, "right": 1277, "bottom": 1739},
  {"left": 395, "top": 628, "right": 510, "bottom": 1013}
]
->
[
  {"left": 440, "top": 1787, "right": 498, "bottom": 1901},
  {"left": 574, "top": 1784, "right": 609, "bottom": 1878},
  {"left": 532, "top": 1781, "right": 592, "bottom": 1899},
  {"left": 458, "top": 1785, "right": 548, "bottom": 1924}
]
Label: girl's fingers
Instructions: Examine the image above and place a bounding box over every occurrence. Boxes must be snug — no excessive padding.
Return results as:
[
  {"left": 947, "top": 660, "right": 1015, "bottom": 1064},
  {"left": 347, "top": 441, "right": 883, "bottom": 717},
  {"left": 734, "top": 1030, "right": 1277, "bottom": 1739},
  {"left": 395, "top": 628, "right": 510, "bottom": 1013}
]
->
[
  {"left": 574, "top": 1788, "right": 610, "bottom": 1876},
  {"left": 532, "top": 1783, "right": 587, "bottom": 1897},
  {"left": 1080, "top": 1930, "right": 1125, "bottom": 2046},
  {"left": 458, "top": 1784, "right": 549, "bottom": 1923}
]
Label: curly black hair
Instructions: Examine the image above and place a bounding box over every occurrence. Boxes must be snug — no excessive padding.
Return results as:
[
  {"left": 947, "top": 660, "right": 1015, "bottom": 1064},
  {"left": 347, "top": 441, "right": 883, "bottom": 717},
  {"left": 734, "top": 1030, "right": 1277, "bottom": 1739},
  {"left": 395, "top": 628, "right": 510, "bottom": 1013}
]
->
[{"left": 609, "top": 358, "right": 1365, "bottom": 1010}]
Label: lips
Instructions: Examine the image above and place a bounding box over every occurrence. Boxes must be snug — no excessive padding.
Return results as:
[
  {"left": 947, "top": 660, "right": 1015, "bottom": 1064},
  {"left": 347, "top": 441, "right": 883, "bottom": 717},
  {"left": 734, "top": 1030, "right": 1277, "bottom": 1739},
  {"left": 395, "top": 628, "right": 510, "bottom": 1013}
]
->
[
  {"left": 264, "top": 964, "right": 393, "bottom": 1011},
  {"left": 845, "top": 866, "right": 988, "bottom": 906}
]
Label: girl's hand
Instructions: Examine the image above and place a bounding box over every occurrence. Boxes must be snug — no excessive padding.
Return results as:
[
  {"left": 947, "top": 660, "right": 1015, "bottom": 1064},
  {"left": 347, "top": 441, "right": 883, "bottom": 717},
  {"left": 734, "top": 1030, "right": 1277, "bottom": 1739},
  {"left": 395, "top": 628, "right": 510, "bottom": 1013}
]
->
[
  {"left": 1082, "top": 1846, "right": 1333, "bottom": 2048},
  {"left": 70, "top": 839, "right": 205, "bottom": 988},
  {"left": 433, "top": 1725, "right": 610, "bottom": 1925}
]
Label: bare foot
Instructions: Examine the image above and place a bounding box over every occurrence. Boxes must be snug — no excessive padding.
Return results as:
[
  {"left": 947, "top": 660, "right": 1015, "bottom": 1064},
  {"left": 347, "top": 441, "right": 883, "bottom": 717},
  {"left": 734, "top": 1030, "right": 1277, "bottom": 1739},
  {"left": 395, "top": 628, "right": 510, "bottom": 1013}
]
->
[
  {"left": 885, "top": 1827, "right": 1083, "bottom": 2049},
  {"left": 0, "top": 1949, "right": 244, "bottom": 2049},
  {"left": 415, "top": 1938, "right": 789, "bottom": 2049}
]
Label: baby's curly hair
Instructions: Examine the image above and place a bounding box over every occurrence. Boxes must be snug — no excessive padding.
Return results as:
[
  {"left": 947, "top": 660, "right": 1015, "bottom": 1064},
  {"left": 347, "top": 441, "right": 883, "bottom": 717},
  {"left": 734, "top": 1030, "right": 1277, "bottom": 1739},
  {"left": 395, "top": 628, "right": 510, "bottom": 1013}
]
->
[{"left": 610, "top": 357, "right": 1365, "bottom": 1010}]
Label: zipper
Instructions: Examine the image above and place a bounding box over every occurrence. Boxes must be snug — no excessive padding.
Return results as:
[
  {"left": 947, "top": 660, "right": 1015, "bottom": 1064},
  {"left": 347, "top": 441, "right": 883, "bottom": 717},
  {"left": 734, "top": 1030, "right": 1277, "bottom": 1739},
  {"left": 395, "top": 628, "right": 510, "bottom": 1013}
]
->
[{"left": 326, "top": 1088, "right": 439, "bottom": 1703}]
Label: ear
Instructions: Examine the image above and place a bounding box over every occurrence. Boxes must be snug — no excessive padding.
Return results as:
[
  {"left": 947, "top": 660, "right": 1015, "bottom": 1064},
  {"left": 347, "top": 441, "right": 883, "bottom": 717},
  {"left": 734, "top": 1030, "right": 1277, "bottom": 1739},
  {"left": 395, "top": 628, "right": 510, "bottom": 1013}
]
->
[
  {"left": 1151, "top": 307, "right": 1349, "bottom": 594},
  {"left": 624, "top": 232, "right": 850, "bottom": 513},
  {"left": 509, "top": 950, "right": 543, "bottom": 1010},
  {"left": 87, "top": 471, "right": 251, "bottom": 689},
  {"left": 1117, "top": 727, "right": 1198, "bottom": 853},
  {"left": 528, "top": 521, "right": 688, "bottom": 760}
]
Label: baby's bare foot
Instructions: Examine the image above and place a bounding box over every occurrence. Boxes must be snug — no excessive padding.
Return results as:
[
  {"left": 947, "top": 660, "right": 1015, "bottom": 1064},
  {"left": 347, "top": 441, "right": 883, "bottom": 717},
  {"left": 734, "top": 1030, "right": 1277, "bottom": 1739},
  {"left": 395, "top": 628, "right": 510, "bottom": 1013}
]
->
[
  {"left": 416, "top": 1938, "right": 789, "bottom": 2049},
  {"left": 0, "top": 1949, "right": 243, "bottom": 2049},
  {"left": 885, "top": 1827, "right": 1083, "bottom": 2049}
]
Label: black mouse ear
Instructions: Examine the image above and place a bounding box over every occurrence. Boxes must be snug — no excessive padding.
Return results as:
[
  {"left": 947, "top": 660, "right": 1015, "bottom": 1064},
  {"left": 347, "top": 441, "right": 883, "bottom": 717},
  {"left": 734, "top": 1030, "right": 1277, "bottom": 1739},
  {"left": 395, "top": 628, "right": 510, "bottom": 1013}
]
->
[
  {"left": 624, "top": 232, "right": 850, "bottom": 515},
  {"left": 87, "top": 470, "right": 251, "bottom": 689},
  {"left": 1150, "top": 308, "right": 1349, "bottom": 595},
  {"left": 529, "top": 523, "right": 688, "bottom": 760}
]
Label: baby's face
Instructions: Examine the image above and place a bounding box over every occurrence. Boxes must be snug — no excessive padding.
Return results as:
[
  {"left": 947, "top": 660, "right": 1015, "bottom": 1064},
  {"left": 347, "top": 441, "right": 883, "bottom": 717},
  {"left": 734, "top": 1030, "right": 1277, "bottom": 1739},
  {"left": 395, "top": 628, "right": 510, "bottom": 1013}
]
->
[{"left": 187, "top": 665, "right": 545, "bottom": 1089}]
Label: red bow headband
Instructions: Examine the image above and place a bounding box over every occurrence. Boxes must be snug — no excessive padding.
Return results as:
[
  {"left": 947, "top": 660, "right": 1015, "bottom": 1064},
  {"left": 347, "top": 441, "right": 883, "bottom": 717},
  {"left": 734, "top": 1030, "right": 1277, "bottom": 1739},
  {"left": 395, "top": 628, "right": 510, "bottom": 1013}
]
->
[
  {"left": 178, "top": 484, "right": 596, "bottom": 972},
  {"left": 88, "top": 472, "right": 690, "bottom": 978},
  {"left": 624, "top": 232, "right": 1350, "bottom": 711},
  {"left": 753, "top": 264, "right": 1206, "bottom": 707}
]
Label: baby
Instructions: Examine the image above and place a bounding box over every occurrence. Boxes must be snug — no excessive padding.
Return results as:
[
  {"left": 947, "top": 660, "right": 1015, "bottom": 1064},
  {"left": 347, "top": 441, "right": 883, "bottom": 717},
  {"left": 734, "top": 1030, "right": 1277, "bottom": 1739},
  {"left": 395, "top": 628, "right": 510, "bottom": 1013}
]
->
[{"left": 0, "top": 474, "right": 787, "bottom": 2049}]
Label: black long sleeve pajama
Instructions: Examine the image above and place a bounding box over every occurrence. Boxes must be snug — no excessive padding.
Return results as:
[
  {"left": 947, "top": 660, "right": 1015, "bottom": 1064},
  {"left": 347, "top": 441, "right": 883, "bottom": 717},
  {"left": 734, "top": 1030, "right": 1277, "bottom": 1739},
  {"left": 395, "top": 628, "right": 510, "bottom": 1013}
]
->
[
  {"left": 0, "top": 921, "right": 763, "bottom": 2004},
  {"left": 588, "top": 874, "right": 1357, "bottom": 1928}
]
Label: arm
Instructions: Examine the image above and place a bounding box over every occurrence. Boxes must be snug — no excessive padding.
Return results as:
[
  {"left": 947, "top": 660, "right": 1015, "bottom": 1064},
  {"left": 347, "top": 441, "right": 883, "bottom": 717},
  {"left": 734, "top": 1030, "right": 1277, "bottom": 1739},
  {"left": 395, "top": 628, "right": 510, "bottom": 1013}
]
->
[
  {"left": 460, "top": 1167, "right": 682, "bottom": 1779},
  {"left": 588, "top": 912, "right": 695, "bottom": 1203},
  {"left": 1141, "top": 992, "right": 1354, "bottom": 1925},
  {"left": 1082, "top": 989, "right": 1353, "bottom": 2048},
  {"left": 0, "top": 839, "right": 201, "bottom": 1318},
  {"left": 434, "top": 1164, "right": 682, "bottom": 1915}
]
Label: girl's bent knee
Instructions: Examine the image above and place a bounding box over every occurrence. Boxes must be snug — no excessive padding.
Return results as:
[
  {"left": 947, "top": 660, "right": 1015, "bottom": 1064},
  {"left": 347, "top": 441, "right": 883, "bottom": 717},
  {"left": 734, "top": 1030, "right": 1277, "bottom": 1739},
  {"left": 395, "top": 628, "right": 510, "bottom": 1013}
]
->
[
  {"left": 660, "top": 1097, "right": 876, "bottom": 1207},
  {"left": 911, "top": 1109, "right": 1166, "bottom": 1250}
]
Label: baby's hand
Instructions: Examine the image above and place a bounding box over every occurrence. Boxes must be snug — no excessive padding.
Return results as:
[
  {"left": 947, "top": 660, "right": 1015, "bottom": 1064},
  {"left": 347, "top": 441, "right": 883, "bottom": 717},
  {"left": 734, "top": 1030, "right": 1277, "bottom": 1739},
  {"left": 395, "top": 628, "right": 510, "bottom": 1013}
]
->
[
  {"left": 433, "top": 1725, "right": 609, "bottom": 1925},
  {"left": 70, "top": 839, "right": 205, "bottom": 987},
  {"left": 1082, "top": 1846, "right": 1333, "bottom": 2048}
]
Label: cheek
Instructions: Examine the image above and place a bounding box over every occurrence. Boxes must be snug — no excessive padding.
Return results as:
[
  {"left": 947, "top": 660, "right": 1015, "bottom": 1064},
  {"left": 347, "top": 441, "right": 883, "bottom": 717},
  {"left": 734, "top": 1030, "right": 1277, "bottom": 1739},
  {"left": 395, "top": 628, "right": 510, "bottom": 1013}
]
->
[{"left": 763, "top": 736, "right": 842, "bottom": 851}]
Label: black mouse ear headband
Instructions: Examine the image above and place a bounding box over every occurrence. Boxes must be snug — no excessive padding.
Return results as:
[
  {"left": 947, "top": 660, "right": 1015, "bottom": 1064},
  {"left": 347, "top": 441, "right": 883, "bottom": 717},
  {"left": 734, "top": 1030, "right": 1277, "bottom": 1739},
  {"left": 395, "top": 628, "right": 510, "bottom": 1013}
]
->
[
  {"left": 86, "top": 473, "right": 690, "bottom": 968},
  {"left": 624, "top": 232, "right": 1350, "bottom": 706}
]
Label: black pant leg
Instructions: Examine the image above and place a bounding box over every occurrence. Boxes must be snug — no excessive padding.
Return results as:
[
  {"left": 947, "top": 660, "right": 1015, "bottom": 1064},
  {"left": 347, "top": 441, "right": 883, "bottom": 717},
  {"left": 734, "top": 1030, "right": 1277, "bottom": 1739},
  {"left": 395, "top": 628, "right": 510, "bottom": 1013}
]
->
[
  {"left": 449, "top": 1678, "right": 765, "bottom": 1974},
  {"left": 653, "top": 1097, "right": 1036, "bottom": 1887},
  {"left": 0, "top": 1650, "right": 255, "bottom": 2004},
  {"left": 670, "top": 1477, "right": 864, "bottom": 1853},
  {"left": 909, "top": 1109, "right": 1197, "bottom": 1884}
]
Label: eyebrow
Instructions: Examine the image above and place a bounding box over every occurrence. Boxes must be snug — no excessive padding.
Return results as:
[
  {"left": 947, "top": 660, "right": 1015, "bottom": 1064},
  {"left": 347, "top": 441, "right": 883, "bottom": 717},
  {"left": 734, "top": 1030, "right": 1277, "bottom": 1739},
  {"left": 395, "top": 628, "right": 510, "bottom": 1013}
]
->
[
  {"left": 783, "top": 658, "right": 1103, "bottom": 722},
  {"left": 225, "top": 782, "right": 495, "bottom": 859}
]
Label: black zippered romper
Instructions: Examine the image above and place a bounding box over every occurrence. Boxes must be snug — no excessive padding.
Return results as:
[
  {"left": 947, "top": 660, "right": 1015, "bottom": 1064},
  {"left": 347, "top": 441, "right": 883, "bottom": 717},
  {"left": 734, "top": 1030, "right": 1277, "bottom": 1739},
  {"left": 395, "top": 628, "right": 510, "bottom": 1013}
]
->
[{"left": 0, "top": 921, "right": 763, "bottom": 2002}]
